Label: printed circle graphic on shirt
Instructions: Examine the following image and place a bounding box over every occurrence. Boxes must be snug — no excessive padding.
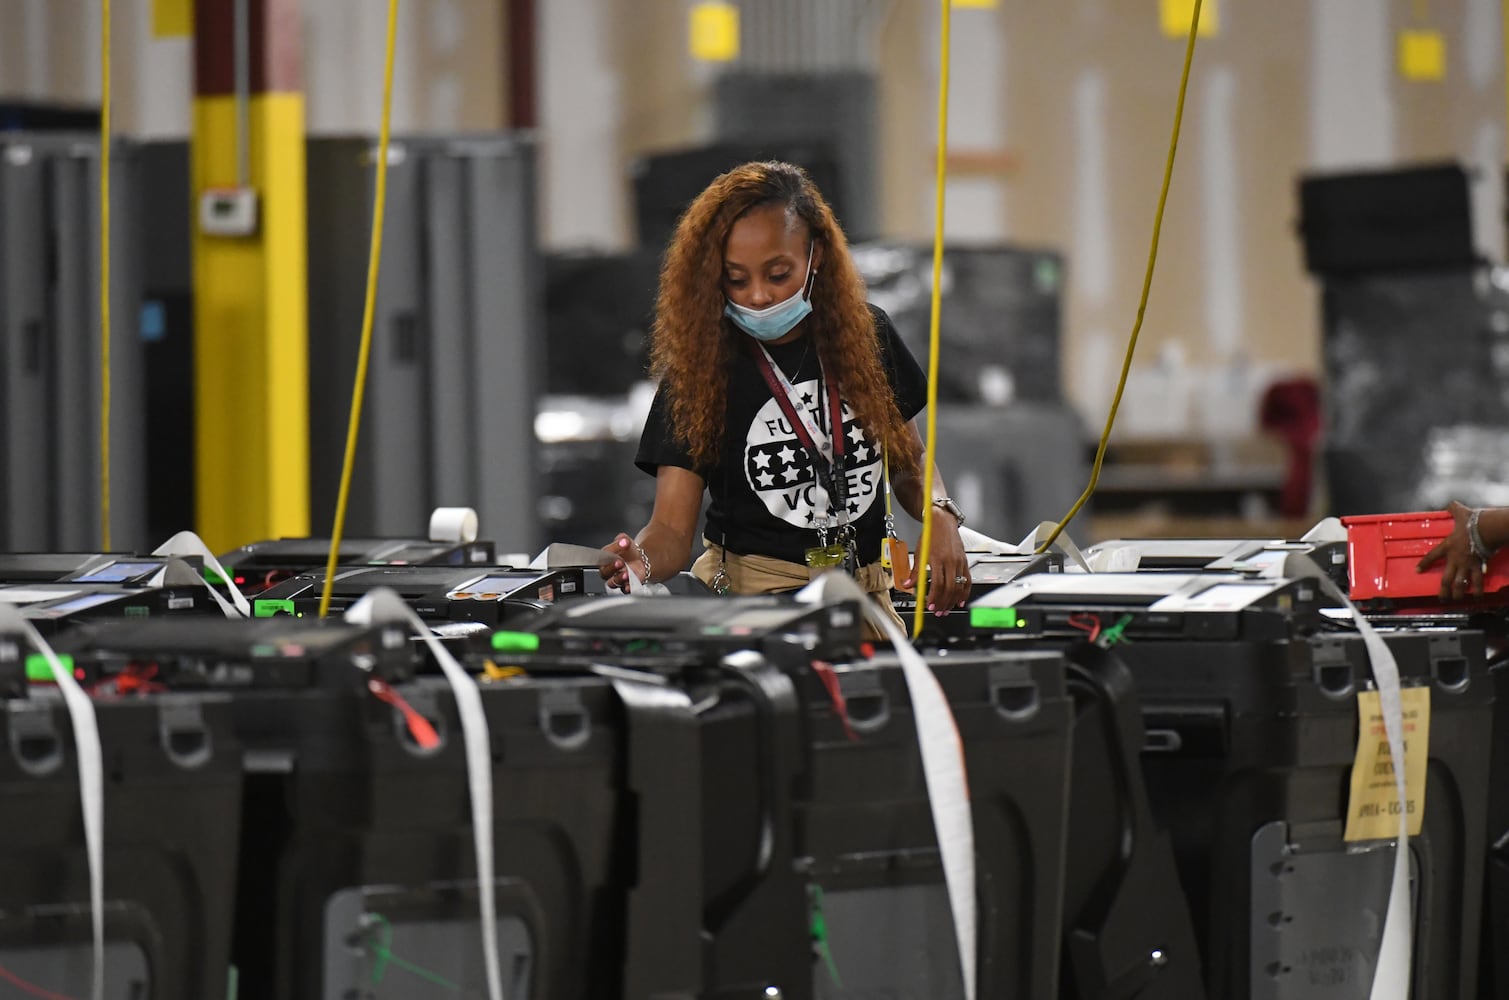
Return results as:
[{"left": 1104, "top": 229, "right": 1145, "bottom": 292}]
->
[{"left": 743, "top": 378, "right": 883, "bottom": 529}]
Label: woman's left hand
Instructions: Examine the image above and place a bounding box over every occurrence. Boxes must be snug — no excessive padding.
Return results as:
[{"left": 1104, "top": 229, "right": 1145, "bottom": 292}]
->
[{"left": 901, "top": 518, "right": 971, "bottom": 615}]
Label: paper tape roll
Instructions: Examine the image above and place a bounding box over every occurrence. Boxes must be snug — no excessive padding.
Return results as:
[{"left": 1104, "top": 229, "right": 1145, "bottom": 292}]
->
[{"left": 430, "top": 507, "right": 479, "bottom": 544}]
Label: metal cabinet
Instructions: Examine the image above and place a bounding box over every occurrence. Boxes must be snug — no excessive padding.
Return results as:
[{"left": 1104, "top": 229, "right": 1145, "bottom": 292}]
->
[
  {"left": 307, "top": 135, "right": 542, "bottom": 554},
  {"left": 0, "top": 134, "right": 146, "bottom": 552}
]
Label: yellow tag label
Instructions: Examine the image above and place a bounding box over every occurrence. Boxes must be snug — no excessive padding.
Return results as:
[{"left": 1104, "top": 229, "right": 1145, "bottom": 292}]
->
[
  {"left": 690, "top": 2, "right": 740, "bottom": 62},
  {"left": 1398, "top": 29, "right": 1446, "bottom": 82},
  {"left": 1343, "top": 686, "right": 1431, "bottom": 841},
  {"left": 1159, "top": 0, "right": 1218, "bottom": 38},
  {"left": 152, "top": 0, "right": 193, "bottom": 37},
  {"left": 954, "top": 0, "right": 1000, "bottom": 8}
]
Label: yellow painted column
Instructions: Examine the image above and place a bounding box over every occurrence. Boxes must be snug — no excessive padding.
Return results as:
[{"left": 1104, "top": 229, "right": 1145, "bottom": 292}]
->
[{"left": 191, "top": 0, "right": 308, "bottom": 551}]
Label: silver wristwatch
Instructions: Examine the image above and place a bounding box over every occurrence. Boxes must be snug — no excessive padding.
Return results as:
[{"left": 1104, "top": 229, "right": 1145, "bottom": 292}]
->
[{"left": 932, "top": 496, "right": 966, "bottom": 527}]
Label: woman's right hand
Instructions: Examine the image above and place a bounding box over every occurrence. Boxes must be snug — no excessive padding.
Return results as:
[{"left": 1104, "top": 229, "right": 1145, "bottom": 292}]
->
[
  {"left": 1417, "top": 500, "right": 1482, "bottom": 600},
  {"left": 599, "top": 533, "right": 644, "bottom": 593}
]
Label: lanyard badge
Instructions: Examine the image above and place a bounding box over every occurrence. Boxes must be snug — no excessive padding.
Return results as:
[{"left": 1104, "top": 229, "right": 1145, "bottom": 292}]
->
[{"left": 749, "top": 342, "right": 859, "bottom": 574}]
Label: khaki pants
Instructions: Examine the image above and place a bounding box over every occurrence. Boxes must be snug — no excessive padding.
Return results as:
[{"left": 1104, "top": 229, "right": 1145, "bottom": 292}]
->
[{"left": 691, "top": 540, "right": 907, "bottom": 643}]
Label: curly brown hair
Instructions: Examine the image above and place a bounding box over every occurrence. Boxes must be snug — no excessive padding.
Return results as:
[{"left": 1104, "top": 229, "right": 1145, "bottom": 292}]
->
[{"left": 650, "top": 161, "right": 923, "bottom": 478}]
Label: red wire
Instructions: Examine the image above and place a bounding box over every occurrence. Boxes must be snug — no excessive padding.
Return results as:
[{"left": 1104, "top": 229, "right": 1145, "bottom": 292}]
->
[
  {"left": 1068, "top": 612, "right": 1101, "bottom": 643},
  {"left": 86, "top": 663, "right": 167, "bottom": 699},
  {"left": 0, "top": 961, "right": 77, "bottom": 1000},
  {"left": 368, "top": 678, "right": 441, "bottom": 750},
  {"left": 811, "top": 662, "right": 859, "bottom": 743},
  {"left": 115, "top": 662, "right": 160, "bottom": 695}
]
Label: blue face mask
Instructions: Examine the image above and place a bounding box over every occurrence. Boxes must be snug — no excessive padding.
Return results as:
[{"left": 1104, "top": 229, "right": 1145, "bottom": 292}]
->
[{"left": 724, "top": 243, "right": 816, "bottom": 342}]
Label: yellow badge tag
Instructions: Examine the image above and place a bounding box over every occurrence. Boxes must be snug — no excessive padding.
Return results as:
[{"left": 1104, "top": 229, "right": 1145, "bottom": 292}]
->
[{"left": 1343, "top": 686, "right": 1431, "bottom": 841}]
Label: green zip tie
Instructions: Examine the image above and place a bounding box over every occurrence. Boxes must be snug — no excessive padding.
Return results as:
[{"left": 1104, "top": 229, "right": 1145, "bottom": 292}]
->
[
  {"left": 811, "top": 885, "right": 842, "bottom": 987},
  {"left": 365, "top": 913, "right": 462, "bottom": 992},
  {"left": 1100, "top": 613, "right": 1135, "bottom": 647}
]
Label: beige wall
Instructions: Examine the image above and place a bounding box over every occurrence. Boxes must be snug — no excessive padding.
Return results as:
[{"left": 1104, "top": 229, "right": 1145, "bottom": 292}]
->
[
  {"left": 1001, "top": 2, "right": 1319, "bottom": 432},
  {"left": 0, "top": 0, "right": 505, "bottom": 137},
  {"left": 875, "top": 0, "right": 1506, "bottom": 435},
  {"left": 304, "top": 0, "right": 505, "bottom": 135}
]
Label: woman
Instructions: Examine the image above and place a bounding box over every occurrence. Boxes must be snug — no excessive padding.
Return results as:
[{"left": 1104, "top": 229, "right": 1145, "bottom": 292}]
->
[{"left": 598, "top": 161, "right": 971, "bottom": 635}]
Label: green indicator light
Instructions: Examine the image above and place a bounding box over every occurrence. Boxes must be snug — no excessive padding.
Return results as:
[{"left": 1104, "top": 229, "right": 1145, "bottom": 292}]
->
[
  {"left": 254, "top": 599, "right": 295, "bottom": 618},
  {"left": 202, "top": 566, "right": 229, "bottom": 586},
  {"left": 123, "top": 606, "right": 149, "bottom": 617},
  {"left": 970, "top": 607, "right": 1020, "bottom": 629},
  {"left": 491, "top": 631, "right": 540, "bottom": 652},
  {"left": 25, "top": 654, "right": 73, "bottom": 682}
]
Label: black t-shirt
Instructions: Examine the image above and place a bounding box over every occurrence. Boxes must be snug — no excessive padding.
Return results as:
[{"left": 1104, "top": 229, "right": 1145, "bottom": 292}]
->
[{"left": 636, "top": 305, "right": 928, "bottom": 565}]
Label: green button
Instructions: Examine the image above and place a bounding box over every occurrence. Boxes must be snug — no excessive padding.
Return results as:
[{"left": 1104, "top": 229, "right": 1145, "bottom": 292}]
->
[
  {"left": 491, "top": 631, "right": 540, "bottom": 653},
  {"left": 25, "top": 653, "right": 73, "bottom": 682},
  {"left": 970, "top": 606, "right": 1021, "bottom": 629},
  {"left": 254, "top": 599, "right": 296, "bottom": 618},
  {"left": 202, "top": 566, "right": 229, "bottom": 586}
]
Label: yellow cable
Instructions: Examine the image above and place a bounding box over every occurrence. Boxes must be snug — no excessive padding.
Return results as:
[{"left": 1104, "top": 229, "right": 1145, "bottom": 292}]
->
[
  {"left": 1037, "top": 0, "right": 1204, "bottom": 555},
  {"left": 911, "top": 0, "right": 952, "bottom": 640},
  {"left": 99, "top": 0, "right": 112, "bottom": 551},
  {"left": 320, "top": 0, "right": 401, "bottom": 618}
]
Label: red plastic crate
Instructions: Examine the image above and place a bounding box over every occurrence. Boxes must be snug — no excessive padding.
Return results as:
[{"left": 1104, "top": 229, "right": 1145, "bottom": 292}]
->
[{"left": 1343, "top": 510, "right": 1509, "bottom": 601}]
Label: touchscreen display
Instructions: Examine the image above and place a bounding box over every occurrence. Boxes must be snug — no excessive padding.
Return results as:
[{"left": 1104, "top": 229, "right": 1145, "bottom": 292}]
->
[
  {"left": 72, "top": 560, "right": 162, "bottom": 584},
  {"left": 40, "top": 592, "right": 121, "bottom": 616}
]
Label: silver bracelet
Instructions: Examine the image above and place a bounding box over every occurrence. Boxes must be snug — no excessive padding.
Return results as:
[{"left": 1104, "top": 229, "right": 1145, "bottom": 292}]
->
[
  {"left": 632, "top": 540, "right": 652, "bottom": 584},
  {"left": 1468, "top": 508, "right": 1495, "bottom": 565}
]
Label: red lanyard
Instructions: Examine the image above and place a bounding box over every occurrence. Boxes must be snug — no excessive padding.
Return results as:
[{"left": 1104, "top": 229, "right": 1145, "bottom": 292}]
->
[{"left": 748, "top": 339, "right": 850, "bottom": 523}]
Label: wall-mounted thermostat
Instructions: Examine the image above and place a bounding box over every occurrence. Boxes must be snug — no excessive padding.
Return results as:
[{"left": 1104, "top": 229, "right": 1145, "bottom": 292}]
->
[{"left": 199, "top": 187, "right": 260, "bottom": 237}]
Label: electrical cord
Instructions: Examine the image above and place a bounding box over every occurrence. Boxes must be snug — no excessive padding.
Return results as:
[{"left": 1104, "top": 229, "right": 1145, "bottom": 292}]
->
[
  {"left": 910, "top": 0, "right": 954, "bottom": 639},
  {"left": 1037, "top": 0, "right": 1205, "bottom": 554},
  {"left": 320, "top": 0, "right": 401, "bottom": 619}
]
